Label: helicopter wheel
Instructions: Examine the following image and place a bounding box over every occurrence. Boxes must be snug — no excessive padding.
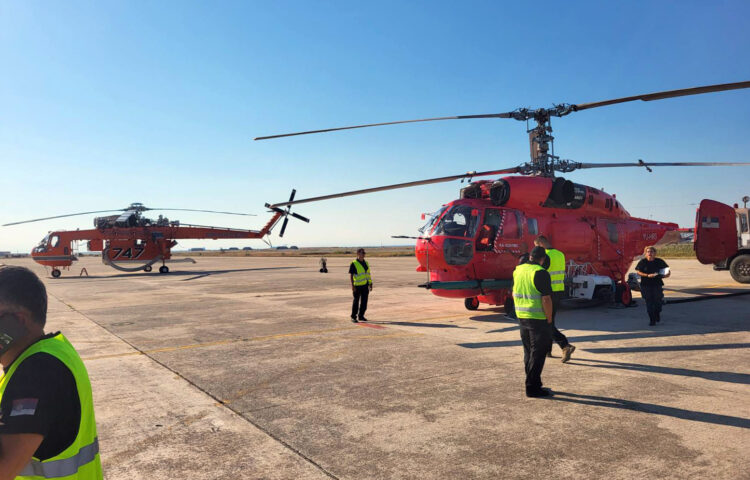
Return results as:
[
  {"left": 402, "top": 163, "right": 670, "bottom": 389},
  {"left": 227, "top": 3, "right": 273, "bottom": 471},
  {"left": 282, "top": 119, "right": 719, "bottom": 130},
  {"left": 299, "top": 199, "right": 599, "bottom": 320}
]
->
[
  {"left": 616, "top": 283, "right": 632, "bottom": 306},
  {"left": 144, "top": 265, "right": 153, "bottom": 272},
  {"left": 464, "top": 297, "right": 480, "bottom": 311},
  {"left": 51, "top": 269, "right": 61, "bottom": 278},
  {"left": 159, "top": 266, "right": 169, "bottom": 274}
]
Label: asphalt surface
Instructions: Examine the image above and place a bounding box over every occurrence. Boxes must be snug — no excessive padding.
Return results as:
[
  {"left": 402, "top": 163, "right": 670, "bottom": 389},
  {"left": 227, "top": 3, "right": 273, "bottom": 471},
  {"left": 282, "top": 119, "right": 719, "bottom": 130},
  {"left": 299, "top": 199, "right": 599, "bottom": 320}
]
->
[{"left": 2, "top": 256, "right": 748, "bottom": 479}]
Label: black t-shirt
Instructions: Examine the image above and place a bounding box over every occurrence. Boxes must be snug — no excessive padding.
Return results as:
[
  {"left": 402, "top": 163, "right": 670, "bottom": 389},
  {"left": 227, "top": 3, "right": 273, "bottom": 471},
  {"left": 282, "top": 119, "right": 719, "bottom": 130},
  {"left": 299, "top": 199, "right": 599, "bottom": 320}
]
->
[
  {"left": 348, "top": 260, "right": 369, "bottom": 276},
  {"left": 533, "top": 270, "right": 553, "bottom": 296},
  {"left": 635, "top": 257, "right": 669, "bottom": 287},
  {"left": 0, "top": 333, "right": 81, "bottom": 460}
]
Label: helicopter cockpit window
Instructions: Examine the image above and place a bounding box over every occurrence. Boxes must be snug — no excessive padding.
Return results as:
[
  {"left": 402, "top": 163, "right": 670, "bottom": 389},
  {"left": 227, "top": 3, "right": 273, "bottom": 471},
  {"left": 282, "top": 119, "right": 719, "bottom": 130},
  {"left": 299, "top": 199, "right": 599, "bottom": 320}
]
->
[
  {"left": 49, "top": 235, "right": 60, "bottom": 248},
  {"left": 433, "top": 205, "right": 480, "bottom": 238},
  {"left": 421, "top": 206, "right": 448, "bottom": 234},
  {"left": 527, "top": 218, "right": 538, "bottom": 236},
  {"left": 477, "top": 208, "right": 501, "bottom": 251},
  {"left": 33, "top": 235, "right": 49, "bottom": 253}
]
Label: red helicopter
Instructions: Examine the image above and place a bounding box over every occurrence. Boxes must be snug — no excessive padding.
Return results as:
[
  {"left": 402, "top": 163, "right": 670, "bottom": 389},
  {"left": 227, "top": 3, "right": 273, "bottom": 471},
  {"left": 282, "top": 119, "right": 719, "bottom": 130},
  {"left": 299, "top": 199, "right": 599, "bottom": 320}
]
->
[
  {"left": 3, "top": 192, "right": 308, "bottom": 277},
  {"left": 257, "top": 81, "right": 750, "bottom": 310}
]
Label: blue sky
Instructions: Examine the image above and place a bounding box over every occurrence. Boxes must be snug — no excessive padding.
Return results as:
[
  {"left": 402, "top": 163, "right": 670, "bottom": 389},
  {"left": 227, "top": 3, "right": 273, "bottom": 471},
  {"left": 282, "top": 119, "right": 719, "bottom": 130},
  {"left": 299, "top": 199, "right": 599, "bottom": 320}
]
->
[{"left": 1, "top": 1, "right": 749, "bottom": 252}]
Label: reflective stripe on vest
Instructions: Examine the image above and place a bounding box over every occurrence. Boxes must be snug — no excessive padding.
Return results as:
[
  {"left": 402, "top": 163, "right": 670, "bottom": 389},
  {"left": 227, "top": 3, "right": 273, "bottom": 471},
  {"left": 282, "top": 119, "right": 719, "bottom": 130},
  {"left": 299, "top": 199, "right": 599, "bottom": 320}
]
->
[
  {"left": 545, "top": 248, "right": 566, "bottom": 292},
  {"left": 19, "top": 438, "right": 99, "bottom": 478},
  {"left": 0, "top": 334, "right": 103, "bottom": 480},
  {"left": 512, "top": 263, "right": 547, "bottom": 320},
  {"left": 351, "top": 260, "right": 371, "bottom": 286}
]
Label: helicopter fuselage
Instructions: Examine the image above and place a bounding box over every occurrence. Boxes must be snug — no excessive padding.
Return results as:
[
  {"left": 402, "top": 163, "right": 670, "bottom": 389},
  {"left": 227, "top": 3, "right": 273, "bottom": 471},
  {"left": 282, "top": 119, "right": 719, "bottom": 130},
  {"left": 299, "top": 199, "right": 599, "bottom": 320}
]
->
[{"left": 415, "top": 175, "right": 677, "bottom": 306}]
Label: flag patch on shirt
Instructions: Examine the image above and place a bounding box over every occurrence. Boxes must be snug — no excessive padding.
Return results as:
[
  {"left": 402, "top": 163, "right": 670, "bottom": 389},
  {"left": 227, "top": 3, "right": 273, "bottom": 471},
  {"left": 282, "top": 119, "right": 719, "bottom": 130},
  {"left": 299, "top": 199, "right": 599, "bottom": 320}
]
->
[{"left": 10, "top": 398, "right": 38, "bottom": 416}]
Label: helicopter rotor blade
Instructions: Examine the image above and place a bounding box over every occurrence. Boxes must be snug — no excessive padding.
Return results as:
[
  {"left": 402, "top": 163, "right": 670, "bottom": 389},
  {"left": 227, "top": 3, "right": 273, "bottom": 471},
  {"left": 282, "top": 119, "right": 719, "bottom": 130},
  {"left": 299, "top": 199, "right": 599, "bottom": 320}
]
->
[
  {"left": 577, "top": 161, "right": 750, "bottom": 169},
  {"left": 254, "top": 112, "right": 514, "bottom": 141},
  {"left": 290, "top": 212, "right": 310, "bottom": 223},
  {"left": 288, "top": 189, "right": 297, "bottom": 203},
  {"left": 144, "top": 208, "right": 256, "bottom": 216},
  {"left": 270, "top": 166, "right": 521, "bottom": 208},
  {"left": 279, "top": 217, "right": 289, "bottom": 237},
  {"left": 2, "top": 209, "right": 126, "bottom": 227},
  {"left": 572, "top": 81, "right": 750, "bottom": 112}
]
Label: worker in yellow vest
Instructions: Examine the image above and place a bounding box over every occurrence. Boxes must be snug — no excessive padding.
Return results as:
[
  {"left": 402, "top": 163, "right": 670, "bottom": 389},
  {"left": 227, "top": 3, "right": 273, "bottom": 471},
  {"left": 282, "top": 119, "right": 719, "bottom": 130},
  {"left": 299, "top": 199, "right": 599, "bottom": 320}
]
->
[
  {"left": 512, "top": 246, "right": 555, "bottom": 397},
  {"left": 349, "top": 248, "right": 372, "bottom": 322},
  {"left": 0, "top": 266, "right": 102, "bottom": 479},
  {"left": 534, "top": 236, "right": 576, "bottom": 363}
]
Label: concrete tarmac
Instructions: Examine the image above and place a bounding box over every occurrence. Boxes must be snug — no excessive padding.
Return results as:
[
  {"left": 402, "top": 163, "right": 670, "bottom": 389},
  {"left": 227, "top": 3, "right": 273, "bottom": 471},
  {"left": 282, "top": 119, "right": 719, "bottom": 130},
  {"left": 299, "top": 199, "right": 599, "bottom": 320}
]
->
[{"left": 2, "top": 256, "right": 749, "bottom": 479}]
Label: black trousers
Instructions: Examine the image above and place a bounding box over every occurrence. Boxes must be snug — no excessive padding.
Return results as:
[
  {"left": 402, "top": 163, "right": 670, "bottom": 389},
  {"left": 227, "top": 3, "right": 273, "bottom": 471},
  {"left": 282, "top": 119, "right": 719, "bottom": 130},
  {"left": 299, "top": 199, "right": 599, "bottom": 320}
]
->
[
  {"left": 548, "top": 291, "right": 569, "bottom": 351},
  {"left": 351, "top": 285, "right": 370, "bottom": 319},
  {"left": 519, "top": 318, "right": 553, "bottom": 391},
  {"left": 640, "top": 283, "right": 664, "bottom": 324}
]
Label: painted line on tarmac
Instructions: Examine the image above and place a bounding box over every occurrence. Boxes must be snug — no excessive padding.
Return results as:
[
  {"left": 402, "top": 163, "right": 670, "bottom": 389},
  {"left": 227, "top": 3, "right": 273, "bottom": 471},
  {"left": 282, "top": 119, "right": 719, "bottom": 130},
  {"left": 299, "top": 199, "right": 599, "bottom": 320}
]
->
[{"left": 81, "top": 326, "right": 359, "bottom": 361}]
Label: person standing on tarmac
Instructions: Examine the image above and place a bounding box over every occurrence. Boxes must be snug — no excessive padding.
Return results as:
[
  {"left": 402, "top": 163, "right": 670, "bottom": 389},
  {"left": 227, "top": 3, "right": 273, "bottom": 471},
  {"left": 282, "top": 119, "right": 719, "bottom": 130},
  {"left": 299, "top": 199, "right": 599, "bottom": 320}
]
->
[
  {"left": 349, "top": 248, "right": 372, "bottom": 322},
  {"left": 0, "top": 265, "right": 103, "bottom": 479},
  {"left": 635, "top": 246, "right": 670, "bottom": 326},
  {"left": 534, "top": 235, "right": 576, "bottom": 363},
  {"left": 513, "top": 246, "right": 555, "bottom": 398}
]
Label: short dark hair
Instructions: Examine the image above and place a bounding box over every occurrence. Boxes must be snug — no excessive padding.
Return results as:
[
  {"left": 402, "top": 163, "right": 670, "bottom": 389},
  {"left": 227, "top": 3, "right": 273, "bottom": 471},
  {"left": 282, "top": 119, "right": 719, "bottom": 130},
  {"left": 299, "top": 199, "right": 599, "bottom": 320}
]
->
[
  {"left": 530, "top": 246, "right": 547, "bottom": 261},
  {"left": 357, "top": 248, "right": 365, "bottom": 254},
  {"left": 0, "top": 266, "right": 47, "bottom": 327},
  {"left": 535, "top": 235, "right": 549, "bottom": 246}
]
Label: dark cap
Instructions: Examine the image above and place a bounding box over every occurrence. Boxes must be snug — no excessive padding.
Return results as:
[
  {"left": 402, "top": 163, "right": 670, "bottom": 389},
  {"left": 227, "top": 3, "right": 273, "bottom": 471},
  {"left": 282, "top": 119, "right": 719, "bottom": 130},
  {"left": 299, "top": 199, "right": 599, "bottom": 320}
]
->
[{"left": 530, "top": 246, "right": 547, "bottom": 261}]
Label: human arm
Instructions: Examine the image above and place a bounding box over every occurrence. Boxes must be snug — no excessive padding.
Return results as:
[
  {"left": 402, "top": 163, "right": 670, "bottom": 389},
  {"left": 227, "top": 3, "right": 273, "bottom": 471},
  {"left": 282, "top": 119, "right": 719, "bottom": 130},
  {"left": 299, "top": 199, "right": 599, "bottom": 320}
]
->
[
  {"left": 0, "top": 433, "right": 44, "bottom": 480},
  {"left": 533, "top": 270, "right": 553, "bottom": 323},
  {"left": 636, "top": 270, "right": 660, "bottom": 278},
  {"left": 542, "top": 295, "right": 553, "bottom": 324},
  {"left": 660, "top": 259, "right": 671, "bottom": 278}
]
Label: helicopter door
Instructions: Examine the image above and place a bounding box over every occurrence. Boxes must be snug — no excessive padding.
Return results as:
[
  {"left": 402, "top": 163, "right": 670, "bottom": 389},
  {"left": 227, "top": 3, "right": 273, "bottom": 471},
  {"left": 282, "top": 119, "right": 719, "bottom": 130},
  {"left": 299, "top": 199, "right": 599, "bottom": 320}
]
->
[{"left": 694, "top": 199, "right": 738, "bottom": 264}]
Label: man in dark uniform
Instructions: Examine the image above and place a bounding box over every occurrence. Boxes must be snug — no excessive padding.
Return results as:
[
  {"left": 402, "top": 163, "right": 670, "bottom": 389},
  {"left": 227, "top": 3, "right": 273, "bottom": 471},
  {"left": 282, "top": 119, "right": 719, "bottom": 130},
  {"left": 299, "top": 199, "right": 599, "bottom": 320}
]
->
[
  {"left": 349, "top": 248, "right": 372, "bottom": 322},
  {"left": 0, "top": 265, "right": 102, "bottom": 479},
  {"left": 512, "top": 246, "right": 555, "bottom": 398}
]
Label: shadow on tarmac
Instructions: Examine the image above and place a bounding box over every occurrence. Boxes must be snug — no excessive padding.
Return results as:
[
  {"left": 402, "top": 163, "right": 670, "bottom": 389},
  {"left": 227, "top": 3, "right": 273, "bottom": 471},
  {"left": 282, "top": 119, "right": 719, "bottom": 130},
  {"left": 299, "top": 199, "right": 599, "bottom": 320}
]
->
[
  {"left": 549, "top": 391, "right": 750, "bottom": 429},
  {"left": 49, "top": 266, "right": 301, "bottom": 281},
  {"left": 582, "top": 342, "right": 750, "bottom": 354},
  {"left": 569, "top": 356, "right": 750, "bottom": 385},
  {"left": 374, "top": 321, "right": 476, "bottom": 330},
  {"left": 456, "top": 329, "right": 748, "bottom": 349}
]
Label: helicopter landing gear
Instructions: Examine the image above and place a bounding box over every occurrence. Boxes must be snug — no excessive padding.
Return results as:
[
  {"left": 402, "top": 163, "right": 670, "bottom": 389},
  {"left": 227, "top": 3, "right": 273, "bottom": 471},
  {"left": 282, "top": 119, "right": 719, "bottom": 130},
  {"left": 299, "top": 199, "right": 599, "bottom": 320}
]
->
[
  {"left": 143, "top": 265, "right": 153, "bottom": 272},
  {"left": 159, "top": 265, "right": 169, "bottom": 274},
  {"left": 464, "top": 297, "right": 480, "bottom": 310},
  {"left": 616, "top": 283, "right": 632, "bottom": 306},
  {"left": 51, "top": 268, "right": 61, "bottom": 278}
]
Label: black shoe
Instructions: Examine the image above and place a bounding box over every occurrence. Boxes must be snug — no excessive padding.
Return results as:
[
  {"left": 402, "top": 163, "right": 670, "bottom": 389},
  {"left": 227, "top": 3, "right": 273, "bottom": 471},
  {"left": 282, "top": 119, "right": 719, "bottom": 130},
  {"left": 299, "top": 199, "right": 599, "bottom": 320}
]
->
[
  {"left": 358, "top": 317, "right": 368, "bottom": 322},
  {"left": 526, "top": 388, "right": 553, "bottom": 398},
  {"left": 351, "top": 317, "right": 358, "bottom": 323}
]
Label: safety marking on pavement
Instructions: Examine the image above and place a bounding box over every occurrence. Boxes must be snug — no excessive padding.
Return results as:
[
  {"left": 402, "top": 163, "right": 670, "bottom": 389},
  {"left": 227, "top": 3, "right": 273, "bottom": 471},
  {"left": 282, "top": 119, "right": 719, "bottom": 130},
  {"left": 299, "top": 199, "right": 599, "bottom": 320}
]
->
[{"left": 81, "top": 326, "right": 359, "bottom": 361}]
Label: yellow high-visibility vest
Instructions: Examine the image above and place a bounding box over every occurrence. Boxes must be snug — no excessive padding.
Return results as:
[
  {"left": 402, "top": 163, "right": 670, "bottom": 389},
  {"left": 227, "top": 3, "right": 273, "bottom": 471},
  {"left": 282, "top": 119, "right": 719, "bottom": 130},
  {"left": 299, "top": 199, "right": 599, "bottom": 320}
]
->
[
  {"left": 512, "top": 263, "right": 547, "bottom": 320},
  {"left": 351, "top": 260, "right": 372, "bottom": 286},
  {"left": 0, "top": 334, "right": 103, "bottom": 480},
  {"left": 545, "top": 248, "right": 566, "bottom": 293}
]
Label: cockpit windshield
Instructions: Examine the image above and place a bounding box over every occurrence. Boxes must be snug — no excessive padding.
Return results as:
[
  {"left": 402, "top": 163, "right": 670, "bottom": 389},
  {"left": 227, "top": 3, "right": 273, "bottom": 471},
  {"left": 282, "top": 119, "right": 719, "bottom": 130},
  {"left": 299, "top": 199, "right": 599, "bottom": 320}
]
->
[
  {"left": 433, "top": 205, "right": 480, "bottom": 238},
  {"left": 419, "top": 206, "right": 448, "bottom": 234},
  {"left": 33, "top": 234, "right": 50, "bottom": 253}
]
